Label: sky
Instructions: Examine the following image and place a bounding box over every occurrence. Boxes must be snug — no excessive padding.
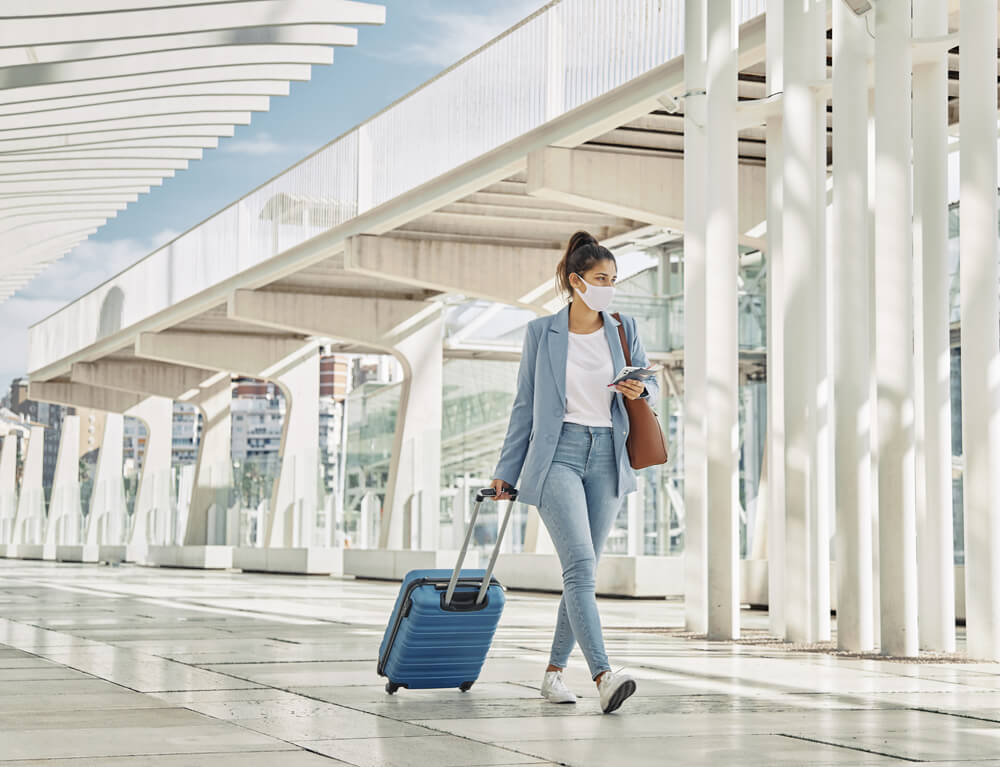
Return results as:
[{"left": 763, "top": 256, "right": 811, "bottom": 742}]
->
[{"left": 0, "top": 0, "right": 550, "bottom": 389}]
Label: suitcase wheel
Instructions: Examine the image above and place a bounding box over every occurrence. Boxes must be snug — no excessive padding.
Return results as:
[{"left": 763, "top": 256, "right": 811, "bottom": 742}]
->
[
  {"left": 459, "top": 681, "right": 474, "bottom": 693},
  {"left": 385, "top": 681, "right": 401, "bottom": 695}
]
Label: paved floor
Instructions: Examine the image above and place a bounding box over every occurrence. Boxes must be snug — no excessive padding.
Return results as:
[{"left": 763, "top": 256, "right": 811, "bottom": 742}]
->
[{"left": 1, "top": 561, "right": 999, "bottom": 766}]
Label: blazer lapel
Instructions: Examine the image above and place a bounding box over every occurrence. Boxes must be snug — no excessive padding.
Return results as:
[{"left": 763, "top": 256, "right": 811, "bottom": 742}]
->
[{"left": 547, "top": 304, "right": 569, "bottom": 406}]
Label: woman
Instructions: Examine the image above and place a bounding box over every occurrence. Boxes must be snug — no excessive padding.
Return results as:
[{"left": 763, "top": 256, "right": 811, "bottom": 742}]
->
[{"left": 489, "top": 230, "right": 659, "bottom": 714}]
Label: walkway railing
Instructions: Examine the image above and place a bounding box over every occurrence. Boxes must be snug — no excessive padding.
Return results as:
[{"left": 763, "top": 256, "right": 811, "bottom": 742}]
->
[{"left": 29, "top": 0, "right": 766, "bottom": 374}]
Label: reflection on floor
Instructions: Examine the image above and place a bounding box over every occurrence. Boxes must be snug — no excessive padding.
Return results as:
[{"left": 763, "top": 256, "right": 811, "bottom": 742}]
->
[{"left": 0, "top": 559, "right": 998, "bottom": 766}]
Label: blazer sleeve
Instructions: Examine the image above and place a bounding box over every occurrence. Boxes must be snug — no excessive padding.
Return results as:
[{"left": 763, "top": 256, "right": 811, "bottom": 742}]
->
[
  {"left": 493, "top": 321, "right": 539, "bottom": 488},
  {"left": 628, "top": 314, "right": 660, "bottom": 404}
]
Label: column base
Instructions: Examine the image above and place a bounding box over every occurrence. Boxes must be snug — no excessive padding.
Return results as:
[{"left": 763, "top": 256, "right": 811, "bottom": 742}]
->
[
  {"left": 125, "top": 542, "right": 148, "bottom": 564},
  {"left": 144, "top": 545, "right": 234, "bottom": 570},
  {"left": 343, "top": 548, "right": 481, "bottom": 580},
  {"left": 233, "top": 546, "right": 344, "bottom": 575},
  {"left": 3, "top": 544, "right": 46, "bottom": 560},
  {"left": 56, "top": 544, "right": 101, "bottom": 563}
]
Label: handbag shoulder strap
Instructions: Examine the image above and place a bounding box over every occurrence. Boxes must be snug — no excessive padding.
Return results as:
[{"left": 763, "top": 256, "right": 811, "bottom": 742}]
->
[{"left": 611, "top": 312, "right": 632, "bottom": 366}]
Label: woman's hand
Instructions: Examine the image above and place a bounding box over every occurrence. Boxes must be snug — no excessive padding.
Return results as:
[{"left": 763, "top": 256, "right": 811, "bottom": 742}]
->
[
  {"left": 489, "top": 478, "right": 514, "bottom": 501},
  {"left": 614, "top": 379, "right": 646, "bottom": 400}
]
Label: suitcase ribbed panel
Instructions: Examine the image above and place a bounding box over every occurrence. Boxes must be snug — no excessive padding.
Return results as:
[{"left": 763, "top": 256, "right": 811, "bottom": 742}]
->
[{"left": 380, "top": 581, "right": 505, "bottom": 689}]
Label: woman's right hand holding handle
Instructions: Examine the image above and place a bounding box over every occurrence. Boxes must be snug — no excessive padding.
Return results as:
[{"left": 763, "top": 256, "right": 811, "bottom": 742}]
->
[{"left": 489, "top": 478, "right": 513, "bottom": 501}]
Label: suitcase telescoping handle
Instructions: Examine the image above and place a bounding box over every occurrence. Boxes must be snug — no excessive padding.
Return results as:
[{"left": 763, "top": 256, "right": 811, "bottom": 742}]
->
[{"left": 444, "top": 487, "right": 518, "bottom": 608}]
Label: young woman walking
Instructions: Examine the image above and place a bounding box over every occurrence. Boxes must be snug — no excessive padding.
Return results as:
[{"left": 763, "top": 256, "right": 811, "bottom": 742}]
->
[{"left": 489, "top": 230, "right": 659, "bottom": 714}]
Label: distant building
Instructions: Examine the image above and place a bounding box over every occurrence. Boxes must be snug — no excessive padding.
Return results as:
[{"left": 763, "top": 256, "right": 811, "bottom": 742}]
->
[{"left": 7, "top": 377, "right": 64, "bottom": 494}]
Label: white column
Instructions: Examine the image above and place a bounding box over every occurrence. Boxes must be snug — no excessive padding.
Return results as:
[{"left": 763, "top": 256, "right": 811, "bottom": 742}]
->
[
  {"left": 127, "top": 397, "right": 173, "bottom": 553},
  {"left": 682, "top": 0, "right": 708, "bottom": 635},
  {"left": 186, "top": 377, "right": 233, "bottom": 546},
  {"left": 12, "top": 426, "right": 45, "bottom": 545},
  {"left": 627, "top": 481, "right": 644, "bottom": 556},
  {"left": 912, "top": 0, "right": 955, "bottom": 654},
  {"left": 45, "top": 415, "right": 81, "bottom": 553},
  {"left": 0, "top": 435, "right": 18, "bottom": 544},
  {"left": 704, "top": 0, "right": 739, "bottom": 641},
  {"left": 782, "top": 0, "right": 827, "bottom": 643},
  {"left": 831, "top": 0, "right": 875, "bottom": 652},
  {"left": 764, "top": 0, "right": 786, "bottom": 638},
  {"left": 959, "top": 0, "right": 1000, "bottom": 661},
  {"left": 86, "top": 414, "right": 126, "bottom": 546},
  {"left": 266, "top": 348, "right": 320, "bottom": 548},
  {"left": 381, "top": 311, "right": 443, "bottom": 551},
  {"left": 874, "top": 0, "right": 918, "bottom": 657}
]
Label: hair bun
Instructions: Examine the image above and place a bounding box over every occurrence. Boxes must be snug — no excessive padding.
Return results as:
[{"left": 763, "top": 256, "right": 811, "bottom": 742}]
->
[{"left": 568, "top": 231, "right": 597, "bottom": 252}]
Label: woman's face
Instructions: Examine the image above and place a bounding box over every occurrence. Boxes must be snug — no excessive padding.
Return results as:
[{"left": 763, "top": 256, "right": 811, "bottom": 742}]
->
[{"left": 571, "top": 259, "right": 617, "bottom": 292}]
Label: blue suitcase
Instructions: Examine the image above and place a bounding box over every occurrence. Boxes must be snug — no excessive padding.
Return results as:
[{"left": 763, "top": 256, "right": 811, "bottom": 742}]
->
[{"left": 377, "top": 488, "right": 517, "bottom": 694}]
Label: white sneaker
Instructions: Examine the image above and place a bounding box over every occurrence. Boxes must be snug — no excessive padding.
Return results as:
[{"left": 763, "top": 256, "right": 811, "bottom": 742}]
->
[
  {"left": 597, "top": 668, "right": 636, "bottom": 714},
  {"left": 540, "top": 669, "right": 577, "bottom": 704}
]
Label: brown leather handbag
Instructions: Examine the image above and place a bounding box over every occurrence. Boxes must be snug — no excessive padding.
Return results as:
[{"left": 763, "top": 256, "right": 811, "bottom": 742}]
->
[{"left": 613, "top": 313, "right": 669, "bottom": 469}]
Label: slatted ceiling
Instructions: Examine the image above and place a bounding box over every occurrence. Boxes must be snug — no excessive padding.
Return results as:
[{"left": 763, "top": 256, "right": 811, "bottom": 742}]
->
[{"left": 0, "top": 0, "right": 385, "bottom": 304}]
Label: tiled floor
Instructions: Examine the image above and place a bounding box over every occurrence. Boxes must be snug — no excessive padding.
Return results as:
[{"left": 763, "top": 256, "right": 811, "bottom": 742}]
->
[{"left": 1, "top": 560, "right": 999, "bottom": 766}]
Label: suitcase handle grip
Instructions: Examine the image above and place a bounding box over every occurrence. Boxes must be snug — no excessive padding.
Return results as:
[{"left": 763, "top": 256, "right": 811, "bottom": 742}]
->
[
  {"left": 476, "top": 487, "right": 518, "bottom": 503},
  {"left": 445, "top": 487, "right": 518, "bottom": 607}
]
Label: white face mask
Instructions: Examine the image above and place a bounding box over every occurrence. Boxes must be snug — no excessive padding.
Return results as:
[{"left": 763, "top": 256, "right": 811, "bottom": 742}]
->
[{"left": 572, "top": 273, "right": 615, "bottom": 312}]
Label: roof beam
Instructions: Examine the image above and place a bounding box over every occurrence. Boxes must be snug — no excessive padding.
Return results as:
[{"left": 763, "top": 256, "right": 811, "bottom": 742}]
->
[
  {"left": 1, "top": 1, "right": 385, "bottom": 47},
  {"left": 0, "top": 81, "right": 289, "bottom": 118},
  {"left": 0, "top": 24, "right": 360, "bottom": 68},
  {"left": 0, "top": 95, "right": 270, "bottom": 131},
  {"left": 0, "top": 46, "right": 331, "bottom": 90},
  {"left": 0, "top": 64, "right": 312, "bottom": 106}
]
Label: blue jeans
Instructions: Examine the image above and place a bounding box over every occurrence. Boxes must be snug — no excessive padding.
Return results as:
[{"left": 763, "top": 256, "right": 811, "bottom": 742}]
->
[{"left": 537, "top": 422, "right": 623, "bottom": 679}]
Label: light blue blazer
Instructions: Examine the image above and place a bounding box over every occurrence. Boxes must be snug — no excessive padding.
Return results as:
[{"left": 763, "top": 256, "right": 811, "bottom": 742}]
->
[{"left": 493, "top": 305, "right": 660, "bottom": 507}]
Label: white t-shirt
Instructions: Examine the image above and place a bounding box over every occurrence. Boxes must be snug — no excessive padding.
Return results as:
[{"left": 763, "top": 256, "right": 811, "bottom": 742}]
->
[{"left": 563, "top": 327, "right": 614, "bottom": 427}]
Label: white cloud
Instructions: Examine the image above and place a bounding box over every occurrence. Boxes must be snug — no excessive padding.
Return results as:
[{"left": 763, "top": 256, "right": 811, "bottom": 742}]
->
[
  {"left": 219, "top": 131, "right": 299, "bottom": 157},
  {"left": 0, "top": 230, "right": 177, "bottom": 390},
  {"left": 378, "top": 1, "right": 550, "bottom": 70}
]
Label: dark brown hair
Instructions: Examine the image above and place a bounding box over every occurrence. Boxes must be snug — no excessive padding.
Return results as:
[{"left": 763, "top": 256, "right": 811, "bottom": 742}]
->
[{"left": 555, "top": 231, "right": 616, "bottom": 300}]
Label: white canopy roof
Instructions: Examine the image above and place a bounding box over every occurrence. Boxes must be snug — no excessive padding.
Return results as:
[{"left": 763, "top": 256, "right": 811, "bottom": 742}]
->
[{"left": 0, "top": 0, "right": 385, "bottom": 302}]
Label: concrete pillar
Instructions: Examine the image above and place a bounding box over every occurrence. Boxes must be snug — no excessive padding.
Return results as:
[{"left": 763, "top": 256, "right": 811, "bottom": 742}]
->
[
  {"left": 266, "top": 348, "right": 320, "bottom": 548},
  {"left": 86, "top": 414, "right": 126, "bottom": 546},
  {"left": 0, "top": 435, "right": 17, "bottom": 544},
  {"left": 627, "top": 478, "right": 644, "bottom": 556},
  {"left": 185, "top": 376, "right": 233, "bottom": 546},
  {"left": 682, "top": 0, "right": 708, "bottom": 636},
  {"left": 874, "top": 0, "right": 918, "bottom": 657},
  {"left": 134, "top": 333, "right": 320, "bottom": 548},
  {"left": 704, "top": 0, "right": 739, "bottom": 641},
  {"left": 44, "top": 415, "right": 81, "bottom": 553},
  {"left": 782, "top": 0, "right": 828, "bottom": 644},
  {"left": 126, "top": 397, "right": 174, "bottom": 555},
  {"left": 912, "top": 0, "right": 955, "bottom": 654},
  {"left": 764, "top": 0, "right": 786, "bottom": 638},
  {"left": 227, "top": 289, "right": 444, "bottom": 553},
  {"left": 831, "top": 0, "right": 875, "bottom": 652},
  {"left": 12, "top": 426, "right": 45, "bottom": 545},
  {"left": 959, "top": 0, "right": 1000, "bottom": 661},
  {"left": 383, "top": 311, "right": 442, "bottom": 550}
]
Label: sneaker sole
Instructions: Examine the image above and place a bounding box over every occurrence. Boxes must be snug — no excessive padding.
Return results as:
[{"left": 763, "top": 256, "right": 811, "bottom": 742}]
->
[
  {"left": 541, "top": 694, "right": 577, "bottom": 704},
  {"left": 602, "top": 679, "right": 636, "bottom": 714}
]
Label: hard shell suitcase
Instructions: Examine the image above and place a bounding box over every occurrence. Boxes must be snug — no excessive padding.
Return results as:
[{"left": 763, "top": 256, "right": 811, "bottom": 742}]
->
[{"left": 377, "top": 487, "right": 518, "bottom": 694}]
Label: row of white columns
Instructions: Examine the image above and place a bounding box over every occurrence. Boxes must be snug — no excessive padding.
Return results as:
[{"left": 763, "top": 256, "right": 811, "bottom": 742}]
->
[{"left": 684, "top": 0, "right": 1000, "bottom": 659}]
